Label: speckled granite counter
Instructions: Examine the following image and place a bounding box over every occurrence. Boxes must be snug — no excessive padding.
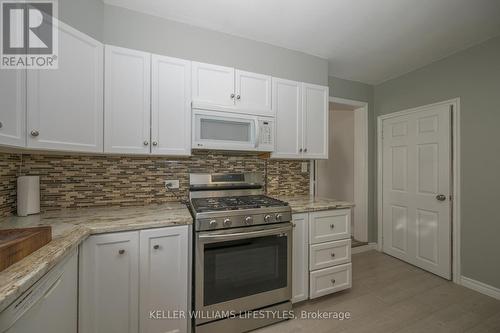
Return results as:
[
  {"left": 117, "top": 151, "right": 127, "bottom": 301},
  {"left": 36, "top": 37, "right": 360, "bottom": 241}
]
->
[
  {"left": 0, "top": 203, "right": 192, "bottom": 312},
  {"left": 274, "top": 195, "right": 354, "bottom": 213}
]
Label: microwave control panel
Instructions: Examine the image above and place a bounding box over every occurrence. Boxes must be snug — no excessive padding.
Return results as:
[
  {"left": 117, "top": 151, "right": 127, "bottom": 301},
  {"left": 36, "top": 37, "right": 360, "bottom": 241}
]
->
[{"left": 259, "top": 120, "right": 274, "bottom": 146}]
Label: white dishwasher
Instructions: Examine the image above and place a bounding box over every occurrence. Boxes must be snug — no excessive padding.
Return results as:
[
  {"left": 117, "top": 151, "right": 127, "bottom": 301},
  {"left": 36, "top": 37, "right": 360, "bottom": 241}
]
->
[{"left": 0, "top": 250, "right": 78, "bottom": 333}]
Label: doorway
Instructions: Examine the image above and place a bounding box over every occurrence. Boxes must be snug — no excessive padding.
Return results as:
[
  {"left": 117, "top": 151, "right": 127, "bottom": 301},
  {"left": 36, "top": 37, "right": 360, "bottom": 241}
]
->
[
  {"left": 377, "top": 99, "right": 461, "bottom": 281},
  {"left": 314, "top": 97, "right": 369, "bottom": 247}
]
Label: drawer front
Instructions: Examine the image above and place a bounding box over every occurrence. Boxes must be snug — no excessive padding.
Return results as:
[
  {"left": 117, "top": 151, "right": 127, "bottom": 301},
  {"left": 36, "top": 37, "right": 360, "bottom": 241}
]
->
[
  {"left": 309, "top": 209, "right": 351, "bottom": 244},
  {"left": 310, "top": 263, "right": 352, "bottom": 299},
  {"left": 310, "top": 239, "right": 351, "bottom": 270}
]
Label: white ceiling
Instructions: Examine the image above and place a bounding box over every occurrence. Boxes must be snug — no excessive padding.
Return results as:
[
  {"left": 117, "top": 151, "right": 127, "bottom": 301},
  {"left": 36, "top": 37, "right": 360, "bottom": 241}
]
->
[{"left": 103, "top": 0, "right": 500, "bottom": 84}]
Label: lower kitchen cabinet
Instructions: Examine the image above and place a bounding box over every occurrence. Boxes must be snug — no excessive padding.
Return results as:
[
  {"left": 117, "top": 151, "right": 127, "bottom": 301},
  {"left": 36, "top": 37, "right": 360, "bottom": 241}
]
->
[
  {"left": 309, "top": 263, "right": 352, "bottom": 299},
  {"left": 79, "top": 226, "right": 190, "bottom": 333},
  {"left": 292, "top": 213, "right": 309, "bottom": 303}
]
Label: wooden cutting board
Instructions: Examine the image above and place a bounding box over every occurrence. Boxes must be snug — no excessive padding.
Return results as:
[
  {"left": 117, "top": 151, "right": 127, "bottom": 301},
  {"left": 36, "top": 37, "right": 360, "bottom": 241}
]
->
[{"left": 0, "top": 226, "right": 52, "bottom": 272}]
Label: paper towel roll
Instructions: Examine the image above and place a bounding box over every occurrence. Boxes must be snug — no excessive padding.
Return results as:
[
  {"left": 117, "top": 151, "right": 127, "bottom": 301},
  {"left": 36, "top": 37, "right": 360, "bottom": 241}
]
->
[{"left": 17, "top": 176, "right": 40, "bottom": 216}]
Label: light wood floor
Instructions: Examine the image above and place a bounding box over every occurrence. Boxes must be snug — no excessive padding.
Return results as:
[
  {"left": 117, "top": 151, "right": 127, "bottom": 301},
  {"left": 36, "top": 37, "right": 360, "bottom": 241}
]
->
[{"left": 257, "top": 250, "right": 500, "bottom": 333}]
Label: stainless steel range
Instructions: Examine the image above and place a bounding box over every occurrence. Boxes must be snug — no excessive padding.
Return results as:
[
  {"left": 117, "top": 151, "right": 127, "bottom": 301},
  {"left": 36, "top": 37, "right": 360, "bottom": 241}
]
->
[{"left": 189, "top": 172, "right": 293, "bottom": 333}]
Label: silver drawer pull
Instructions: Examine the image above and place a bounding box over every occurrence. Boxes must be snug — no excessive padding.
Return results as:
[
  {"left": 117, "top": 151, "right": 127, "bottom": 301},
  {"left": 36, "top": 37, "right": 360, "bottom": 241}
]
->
[
  {"left": 30, "top": 130, "right": 39, "bottom": 137},
  {"left": 118, "top": 249, "right": 125, "bottom": 255},
  {"left": 331, "top": 279, "right": 336, "bottom": 285},
  {"left": 153, "top": 245, "right": 160, "bottom": 250},
  {"left": 331, "top": 253, "right": 336, "bottom": 258},
  {"left": 330, "top": 224, "right": 335, "bottom": 229}
]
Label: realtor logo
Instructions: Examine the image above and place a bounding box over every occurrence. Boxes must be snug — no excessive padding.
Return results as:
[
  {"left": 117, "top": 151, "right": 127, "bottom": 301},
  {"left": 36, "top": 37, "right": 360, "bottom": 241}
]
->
[{"left": 1, "top": 0, "right": 58, "bottom": 69}]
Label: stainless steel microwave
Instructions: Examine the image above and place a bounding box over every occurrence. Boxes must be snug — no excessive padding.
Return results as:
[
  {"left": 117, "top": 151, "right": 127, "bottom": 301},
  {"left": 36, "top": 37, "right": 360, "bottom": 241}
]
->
[{"left": 192, "top": 109, "right": 274, "bottom": 152}]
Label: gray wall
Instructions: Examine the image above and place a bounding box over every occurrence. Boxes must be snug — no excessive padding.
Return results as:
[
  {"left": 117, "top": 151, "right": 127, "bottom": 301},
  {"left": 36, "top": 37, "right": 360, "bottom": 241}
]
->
[
  {"left": 59, "top": 0, "right": 103, "bottom": 41},
  {"left": 374, "top": 36, "right": 500, "bottom": 288},
  {"left": 102, "top": 5, "right": 328, "bottom": 86},
  {"left": 328, "top": 76, "right": 376, "bottom": 242}
]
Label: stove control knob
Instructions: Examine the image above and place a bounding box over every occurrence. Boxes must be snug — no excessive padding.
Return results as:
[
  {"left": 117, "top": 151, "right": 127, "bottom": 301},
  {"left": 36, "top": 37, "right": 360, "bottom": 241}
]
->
[
  {"left": 245, "top": 216, "right": 253, "bottom": 225},
  {"left": 209, "top": 219, "right": 217, "bottom": 228},
  {"left": 223, "top": 218, "right": 232, "bottom": 227},
  {"left": 275, "top": 214, "right": 283, "bottom": 221},
  {"left": 264, "top": 214, "right": 272, "bottom": 222}
]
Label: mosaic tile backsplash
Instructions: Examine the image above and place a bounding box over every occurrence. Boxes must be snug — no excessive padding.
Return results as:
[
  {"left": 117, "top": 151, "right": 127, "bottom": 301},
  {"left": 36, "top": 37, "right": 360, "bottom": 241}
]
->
[{"left": 0, "top": 151, "right": 309, "bottom": 217}]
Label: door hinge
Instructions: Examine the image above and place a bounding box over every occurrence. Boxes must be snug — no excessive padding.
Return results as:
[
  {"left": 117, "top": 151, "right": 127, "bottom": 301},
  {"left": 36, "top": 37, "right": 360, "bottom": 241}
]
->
[{"left": 449, "top": 194, "right": 453, "bottom": 201}]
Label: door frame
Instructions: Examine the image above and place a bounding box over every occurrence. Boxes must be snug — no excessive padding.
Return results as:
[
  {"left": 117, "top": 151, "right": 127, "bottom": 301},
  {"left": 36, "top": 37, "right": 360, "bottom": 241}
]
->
[
  {"left": 377, "top": 98, "right": 461, "bottom": 283},
  {"left": 312, "top": 96, "right": 369, "bottom": 243}
]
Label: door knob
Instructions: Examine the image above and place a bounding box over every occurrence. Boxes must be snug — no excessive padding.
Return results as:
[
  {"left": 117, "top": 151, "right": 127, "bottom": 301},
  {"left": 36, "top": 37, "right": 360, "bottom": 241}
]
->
[
  {"left": 236, "top": 95, "right": 241, "bottom": 100},
  {"left": 118, "top": 249, "right": 125, "bottom": 255},
  {"left": 153, "top": 245, "right": 160, "bottom": 250},
  {"left": 152, "top": 141, "right": 158, "bottom": 146},
  {"left": 30, "top": 130, "right": 39, "bottom": 137},
  {"left": 230, "top": 93, "right": 235, "bottom": 99},
  {"left": 436, "top": 194, "right": 446, "bottom": 201},
  {"left": 143, "top": 140, "right": 149, "bottom": 146}
]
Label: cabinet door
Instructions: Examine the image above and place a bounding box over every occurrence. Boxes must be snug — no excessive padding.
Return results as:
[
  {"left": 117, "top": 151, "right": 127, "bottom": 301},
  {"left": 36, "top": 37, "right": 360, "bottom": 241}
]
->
[
  {"left": 105, "top": 45, "right": 151, "bottom": 154},
  {"left": 79, "top": 231, "right": 139, "bottom": 333},
  {"left": 310, "top": 263, "right": 352, "bottom": 299},
  {"left": 27, "top": 23, "right": 103, "bottom": 152},
  {"left": 0, "top": 70, "right": 25, "bottom": 148},
  {"left": 292, "top": 213, "right": 309, "bottom": 303},
  {"left": 151, "top": 55, "right": 191, "bottom": 156},
  {"left": 309, "top": 209, "right": 351, "bottom": 245},
  {"left": 192, "top": 62, "right": 235, "bottom": 107},
  {"left": 302, "top": 83, "right": 328, "bottom": 159},
  {"left": 235, "top": 70, "right": 272, "bottom": 115},
  {"left": 140, "top": 226, "right": 189, "bottom": 333},
  {"left": 271, "top": 78, "right": 302, "bottom": 159}
]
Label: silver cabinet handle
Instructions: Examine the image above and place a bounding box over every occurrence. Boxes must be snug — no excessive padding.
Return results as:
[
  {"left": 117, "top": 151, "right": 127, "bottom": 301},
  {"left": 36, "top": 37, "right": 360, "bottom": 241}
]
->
[
  {"left": 331, "top": 279, "right": 336, "bottom": 285},
  {"left": 436, "top": 194, "right": 446, "bottom": 201},
  {"left": 152, "top": 141, "right": 158, "bottom": 146},
  {"left": 118, "top": 249, "right": 125, "bottom": 255},
  {"left": 30, "top": 130, "right": 39, "bottom": 137},
  {"left": 236, "top": 95, "right": 241, "bottom": 100},
  {"left": 143, "top": 140, "right": 149, "bottom": 146},
  {"left": 153, "top": 245, "right": 160, "bottom": 250},
  {"left": 230, "top": 93, "right": 235, "bottom": 99},
  {"left": 330, "top": 224, "right": 335, "bottom": 229},
  {"left": 331, "top": 253, "right": 336, "bottom": 258}
]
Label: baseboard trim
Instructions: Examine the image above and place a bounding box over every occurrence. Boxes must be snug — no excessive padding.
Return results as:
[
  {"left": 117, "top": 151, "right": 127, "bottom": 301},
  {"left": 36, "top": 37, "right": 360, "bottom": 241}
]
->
[
  {"left": 352, "top": 242, "right": 378, "bottom": 254},
  {"left": 460, "top": 276, "right": 500, "bottom": 300}
]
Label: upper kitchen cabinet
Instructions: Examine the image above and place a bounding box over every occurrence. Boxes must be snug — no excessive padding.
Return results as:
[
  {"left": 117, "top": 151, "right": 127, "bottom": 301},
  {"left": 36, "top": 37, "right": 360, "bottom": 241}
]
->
[
  {"left": 0, "top": 70, "right": 26, "bottom": 148},
  {"left": 192, "top": 62, "right": 235, "bottom": 108},
  {"left": 272, "top": 80, "right": 328, "bottom": 159},
  {"left": 235, "top": 70, "right": 272, "bottom": 115},
  {"left": 26, "top": 23, "right": 103, "bottom": 152},
  {"left": 151, "top": 55, "right": 191, "bottom": 156},
  {"left": 105, "top": 45, "right": 151, "bottom": 154},
  {"left": 192, "top": 62, "right": 273, "bottom": 116},
  {"left": 271, "top": 78, "right": 302, "bottom": 159},
  {"left": 302, "top": 83, "right": 328, "bottom": 159}
]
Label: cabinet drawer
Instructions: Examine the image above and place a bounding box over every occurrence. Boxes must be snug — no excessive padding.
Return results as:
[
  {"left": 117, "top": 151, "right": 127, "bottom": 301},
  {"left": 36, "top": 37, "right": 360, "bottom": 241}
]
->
[
  {"left": 310, "top": 239, "right": 351, "bottom": 270},
  {"left": 309, "top": 209, "right": 351, "bottom": 244},
  {"left": 309, "top": 263, "right": 352, "bottom": 299}
]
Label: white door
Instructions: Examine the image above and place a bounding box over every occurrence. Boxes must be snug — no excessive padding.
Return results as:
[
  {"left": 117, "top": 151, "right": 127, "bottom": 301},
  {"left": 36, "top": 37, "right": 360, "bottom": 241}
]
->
[
  {"left": 151, "top": 55, "right": 191, "bottom": 156},
  {"left": 235, "top": 70, "right": 272, "bottom": 115},
  {"left": 191, "top": 62, "right": 235, "bottom": 108},
  {"left": 271, "top": 78, "right": 302, "bottom": 158},
  {"left": 292, "top": 213, "right": 309, "bottom": 303},
  {"left": 27, "top": 24, "right": 103, "bottom": 152},
  {"left": 382, "top": 103, "right": 451, "bottom": 279},
  {"left": 139, "top": 226, "right": 189, "bottom": 333},
  {"left": 79, "top": 231, "right": 139, "bottom": 333},
  {"left": 0, "top": 70, "right": 25, "bottom": 148},
  {"left": 302, "top": 83, "right": 328, "bottom": 159},
  {"left": 105, "top": 45, "right": 151, "bottom": 154}
]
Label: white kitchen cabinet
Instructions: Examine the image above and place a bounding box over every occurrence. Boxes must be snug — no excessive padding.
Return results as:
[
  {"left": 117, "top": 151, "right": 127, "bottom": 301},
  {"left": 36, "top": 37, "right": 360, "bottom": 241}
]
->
[
  {"left": 151, "top": 55, "right": 191, "bottom": 156},
  {"left": 26, "top": 23, "right": 103, "bottom": 152},
  {"left": 292, "top": 213, "right": 309, "bottom": 303},
  {"left": 309, "top": 209, "right": 351, "bottom": 244},
  {"left": 139, "top": 226, "right": 189, "bottom": 333},
  {"left": 310, "top": 239, "right": 351, "bottom": 271},
  {"left": 192, "top": 62, "right": 235, "bottom": 107},
  {"left": 0, "top": 70, "right": 25, "bottom": 148},
  {"left": 271, "top": 78, "right": 302, "bottom": 158},
  {"left": 235, "top": 70, "right": 272, "bottom": 115},
  {"left": 192, "top": 62, "right": 272, "bottom": 116},
  {"left": 301, "top": 83, "right": 329, "bottom": 159},
  {"left": 105, "top": 45, "right": 151, "bottom": 154},
  {"left": 310, "top": 263, "right": 352, "bottom": 299},
  {"left": 79, "top": 231, "right": 140, "bottom": 333}
]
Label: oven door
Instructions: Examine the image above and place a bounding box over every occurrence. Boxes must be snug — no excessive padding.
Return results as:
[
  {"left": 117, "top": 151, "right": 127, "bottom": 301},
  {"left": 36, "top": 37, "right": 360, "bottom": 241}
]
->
[{"left": 195, "top": 223, "right": 292, "bottom": 323}]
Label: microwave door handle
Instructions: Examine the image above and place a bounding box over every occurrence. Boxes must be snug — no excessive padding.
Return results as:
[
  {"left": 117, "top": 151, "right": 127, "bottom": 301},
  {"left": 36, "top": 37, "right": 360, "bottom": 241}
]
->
[{"left": 254, "top": 119, "right": 260, "bottom": 148}]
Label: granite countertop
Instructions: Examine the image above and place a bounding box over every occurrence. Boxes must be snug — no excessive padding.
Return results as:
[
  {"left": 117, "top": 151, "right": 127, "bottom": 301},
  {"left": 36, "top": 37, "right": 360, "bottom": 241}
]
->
[
  {"left": 274, "top": 195, "right": 354, "bottom": 213},
  {"left": 0, "top": 203, "right": 192, "bottom": 313}
]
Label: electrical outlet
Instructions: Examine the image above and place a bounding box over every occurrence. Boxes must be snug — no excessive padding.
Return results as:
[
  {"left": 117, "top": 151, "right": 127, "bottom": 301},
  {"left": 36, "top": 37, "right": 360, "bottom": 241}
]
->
[
  {"left": 301, "top": 162, "right": 308, "bottom": 173},
  {"left": 165, "top": 180, "right": 179, "bottom": 189}
]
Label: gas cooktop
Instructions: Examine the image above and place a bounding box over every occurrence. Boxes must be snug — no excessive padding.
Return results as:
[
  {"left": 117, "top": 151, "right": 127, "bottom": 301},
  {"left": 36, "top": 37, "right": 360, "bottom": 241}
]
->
[{"left": 191, "top": 195, "right": 288, "bottom": 213}]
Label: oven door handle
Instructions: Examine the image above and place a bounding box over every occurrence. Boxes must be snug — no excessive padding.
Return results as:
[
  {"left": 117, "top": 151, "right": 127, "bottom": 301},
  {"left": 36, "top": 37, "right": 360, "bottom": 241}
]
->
[{"left": 198, "top": 224, "right": 292, "bottom": 242}]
